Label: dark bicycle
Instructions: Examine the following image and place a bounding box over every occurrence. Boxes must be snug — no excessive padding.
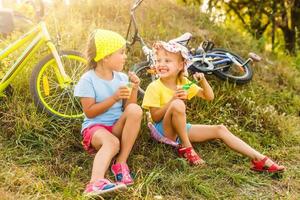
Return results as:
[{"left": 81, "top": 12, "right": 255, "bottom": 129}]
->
[{"left": 127, "top": 0, "right": 261, "bottom": 96}]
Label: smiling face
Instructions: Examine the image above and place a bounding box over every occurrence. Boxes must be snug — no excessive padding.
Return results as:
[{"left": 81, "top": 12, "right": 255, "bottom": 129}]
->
[{"left": 154, "top": 49, "right": 184, "bottom": 79}]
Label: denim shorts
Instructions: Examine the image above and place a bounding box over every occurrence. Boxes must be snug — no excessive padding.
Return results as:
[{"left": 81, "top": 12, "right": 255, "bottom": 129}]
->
[{"left": 153, "top": 121, "right": 192, "bottom": 143}]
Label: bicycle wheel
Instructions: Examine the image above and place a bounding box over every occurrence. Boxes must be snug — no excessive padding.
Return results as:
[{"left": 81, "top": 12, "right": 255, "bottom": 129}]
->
[
  {"left": 0, "top": 84, "right": 13, "bottom": 98},
  {"left": 30, "top": 50, "right": 86, "bottom": 119},
  {"left": 131, "top": 61, "right": 156, "bottom": 97},
  {"left": 210, "top": 48, "right": 253, "bottom": 84}
]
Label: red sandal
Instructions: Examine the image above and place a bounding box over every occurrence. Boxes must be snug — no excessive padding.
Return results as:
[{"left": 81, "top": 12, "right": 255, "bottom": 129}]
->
[
  {"left": 251, "top": 157, "right": 285, "bottom": 173},
  {"left": 177, "top": 146, "right": 205, "bottom": 166}
]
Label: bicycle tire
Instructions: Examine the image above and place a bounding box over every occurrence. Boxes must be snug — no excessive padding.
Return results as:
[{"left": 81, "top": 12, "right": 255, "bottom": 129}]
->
[
  {"left": 210, "top": 48, "right": 253, "bottom": 84},
  {"left": 0, "top": 84, "right": 13, "bottom": 97},
  {"left": 30, "top": 50, "right": 86, "bottom": 119},
  {"left": 131, "top": 61, "right": 155, "bottom": 97}
]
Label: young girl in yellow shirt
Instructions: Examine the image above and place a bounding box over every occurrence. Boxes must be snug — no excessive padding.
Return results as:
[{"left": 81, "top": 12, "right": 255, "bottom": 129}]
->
[{"left": 142, "top": 41, "right": 284, "bottom": 173}]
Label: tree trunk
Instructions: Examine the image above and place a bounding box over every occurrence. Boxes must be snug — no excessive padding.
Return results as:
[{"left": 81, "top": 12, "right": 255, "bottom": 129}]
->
[
  {"left": 297, "top": 28, "right": 300, "bottom": 51},
  {"left": 271, "top": 0, "right": 276, "bottom": 51},
  {"left": 281, "top": 27, "right": 296, "bottom": 55},
  {"left": 294, "top": 0, "right": 300, "bottom": 51},
  {"left": 278, "top": 0, "right": 297, "bottom": 55}
]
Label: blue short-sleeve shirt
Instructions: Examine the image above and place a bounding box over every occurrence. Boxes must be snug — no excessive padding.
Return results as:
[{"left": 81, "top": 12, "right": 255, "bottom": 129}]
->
[{"left": 74, "top": 70, "right": 129, "bottom": 132}]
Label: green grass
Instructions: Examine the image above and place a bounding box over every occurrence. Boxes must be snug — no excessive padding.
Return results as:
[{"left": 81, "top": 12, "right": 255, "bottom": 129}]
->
[{"left": 1, "top": 0, "right": 300, "bottom": 199}]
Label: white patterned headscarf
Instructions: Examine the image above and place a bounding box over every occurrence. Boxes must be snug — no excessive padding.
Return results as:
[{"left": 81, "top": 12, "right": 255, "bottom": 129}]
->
[{"left": 152, "top": 41, "right": 190, "bottom": 75}]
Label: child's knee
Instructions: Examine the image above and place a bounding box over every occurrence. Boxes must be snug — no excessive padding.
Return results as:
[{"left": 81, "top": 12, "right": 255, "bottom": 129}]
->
[
  {"left": 215, "top": 125, "right": 229, "bottom": 138},
  {"left": 102, "top": 135, "right": 120, "bottom": 154},
  {"left": 126, "top": 103, "right": 143, "bottom": 118},
  {"left": 170, "top": 99, "right": 186, "bottom": 113},
  {"left": 111, "top": 142, "right": 120, "bottom": 155}
]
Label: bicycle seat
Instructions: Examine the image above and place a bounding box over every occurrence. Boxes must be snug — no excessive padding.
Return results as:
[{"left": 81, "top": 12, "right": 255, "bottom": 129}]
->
[
  {"left": 0, "top": 9, "right": 14, "bottom": 34},
  {"left": 169, "top": 32, "right": 192, "bottom": 47}
]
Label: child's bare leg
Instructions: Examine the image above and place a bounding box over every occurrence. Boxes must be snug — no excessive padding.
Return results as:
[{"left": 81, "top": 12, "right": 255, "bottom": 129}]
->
[
  {"left": 90, "top": 129, "right": 120, "bottom": 182},
  {"left": 188, "top": 124, "right": 277, "bottom": 166},
  {"left": 112, "top": 103, "right": 142, "bottom": 163},
  {"left": 162, "top": 100, "right": 204, "bottom": 165},
  {"left": 163, "top": 99, "right": 192, "bottom": 148}
]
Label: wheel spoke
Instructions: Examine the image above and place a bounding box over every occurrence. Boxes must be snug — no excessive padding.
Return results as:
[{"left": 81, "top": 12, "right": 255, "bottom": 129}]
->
[
  {"left": 34, "top": 52, "right": 86, "bottom": 118},
  {"left": 210, "top": 49, "right": 251, "bottom": 80}
]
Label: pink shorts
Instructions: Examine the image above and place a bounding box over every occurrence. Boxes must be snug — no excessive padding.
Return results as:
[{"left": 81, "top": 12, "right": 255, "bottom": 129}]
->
[{"left": 82, "top": 124, "right": 114, "bottom": 154}]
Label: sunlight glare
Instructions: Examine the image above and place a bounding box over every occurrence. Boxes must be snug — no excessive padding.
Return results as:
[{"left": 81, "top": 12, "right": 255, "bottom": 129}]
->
[{"left": 201, "top": 0, "right": 209, "bottom": 13}]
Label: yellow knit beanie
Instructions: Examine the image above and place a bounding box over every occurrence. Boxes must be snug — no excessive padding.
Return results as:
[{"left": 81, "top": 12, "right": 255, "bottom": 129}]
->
[{"left": 93, "top": 29, "right": 126, "bottom": 62}]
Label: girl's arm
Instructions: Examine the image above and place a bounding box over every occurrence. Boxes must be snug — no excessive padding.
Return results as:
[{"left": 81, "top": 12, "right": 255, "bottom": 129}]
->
[
  {"left": 80, "top": 97, "right": 117, "bottom": 118},
  {"left": 124, "top": 87, "right": 138, "bottom": 107},
  {"left": 149, "top": 101, "right": 172, "bottom": 122},
  {"left": 150, "top": 88, "right": 187, "bottom": 122},
  {"left": 194, "top": 72, "right": 214, "bottom": 101},
  {"left": 124, "top": 72, "right": 140, "bottom": 108},
  {"left": 81, "top": 86, "right": 129, "bottom": 118}
]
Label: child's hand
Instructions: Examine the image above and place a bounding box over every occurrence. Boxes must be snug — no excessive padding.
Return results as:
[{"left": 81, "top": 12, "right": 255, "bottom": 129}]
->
[
  {"left": 174, "top": 86, "right": 188, "bottom": 100},
  {"left": 193, "top": 72, "right": 205, "bottom": 82},
  {"left": 113, "top": 86, "right": 131, "bottom": 100},
  {"left": 128, "top": 71, "right": 140, "bottom": 89}
]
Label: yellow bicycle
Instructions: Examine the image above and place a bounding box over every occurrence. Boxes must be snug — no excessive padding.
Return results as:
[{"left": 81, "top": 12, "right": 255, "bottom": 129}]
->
[{"left": 0, "top": 2, "right": 86, "bottom": 119}]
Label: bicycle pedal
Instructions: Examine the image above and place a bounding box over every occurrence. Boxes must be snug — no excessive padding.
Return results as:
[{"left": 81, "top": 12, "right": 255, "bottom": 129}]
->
[
  {"left": 201, "top": 41, "right": 215, "bottom": 52},
  {"left": 248, "top": 52, "right": 262, "bottom": 62}
]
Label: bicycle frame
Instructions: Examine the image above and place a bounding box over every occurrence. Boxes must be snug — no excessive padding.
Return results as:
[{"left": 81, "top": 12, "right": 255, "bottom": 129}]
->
[
  {"left": 0, "top": 21, "right": 70, "bottom": 96},
  {"left": 126, "top": 0, "right": 153, "bottom": 63},
  {"left": 190, "top": 50, "right": 258, "bottom": 73},
  {"left": 191, "top": 53, "right": 236, "bottom": 71},
  {"left": 126, "top": 0, "right": 236, "bottom": 73}
]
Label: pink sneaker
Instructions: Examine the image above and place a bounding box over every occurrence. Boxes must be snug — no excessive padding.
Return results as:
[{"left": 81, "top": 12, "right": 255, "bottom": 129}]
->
[
  {"left": 111, "top": 163, "right": 134, "bottom": 186},
  {"left": 83, "top": 178, "right": 127, "bottom": 197}
]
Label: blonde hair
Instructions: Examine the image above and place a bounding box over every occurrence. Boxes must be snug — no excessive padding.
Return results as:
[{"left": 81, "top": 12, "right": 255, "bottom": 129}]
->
[
  {"left": 153, "top": 45, "right": 185, "bottom": 84},
  {"left": 177, "top": 65, "right": 185, "bottom": 85},
  {"left": 85, "top": 31, "right": 97, "bottom": 70}
]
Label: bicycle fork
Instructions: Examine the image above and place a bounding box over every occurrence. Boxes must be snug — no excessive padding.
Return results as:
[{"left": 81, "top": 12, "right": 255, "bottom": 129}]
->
[
  {"left": 226, "top": 52, "right": 261, "bottom": 72},
  {"left": 42, "top": 23, "right": 71, "bottom": 89}
]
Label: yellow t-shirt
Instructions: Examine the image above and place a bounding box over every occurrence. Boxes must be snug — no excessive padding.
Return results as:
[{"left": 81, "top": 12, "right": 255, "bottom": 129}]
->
[{"left": 142, "top": 78, "right": 200, "bottom": 109}]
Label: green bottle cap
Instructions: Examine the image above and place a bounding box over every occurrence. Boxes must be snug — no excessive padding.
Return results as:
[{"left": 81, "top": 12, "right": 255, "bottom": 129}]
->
[{"left": 182, "top": 84, "right": 191, "bottom": 90}]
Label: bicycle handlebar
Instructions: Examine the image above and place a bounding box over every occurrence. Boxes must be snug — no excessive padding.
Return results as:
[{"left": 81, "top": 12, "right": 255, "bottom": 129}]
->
[
  {"left": 36, "top": 0, "right": 45, "bottom": 21},
  {"left": 21, "top": 0, "right": 44, "bottom": 22},
  {"left": 131, "top": 0, "right": 144, "bottom": 11},
  {"left": 126, "top": 0, "right": 145, "bottom": 47}
]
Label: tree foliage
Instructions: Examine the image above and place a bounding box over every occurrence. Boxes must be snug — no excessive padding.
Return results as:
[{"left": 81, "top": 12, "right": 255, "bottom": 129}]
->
[{"left": 182, "top": 0, "right": 300, "bottom": 55}]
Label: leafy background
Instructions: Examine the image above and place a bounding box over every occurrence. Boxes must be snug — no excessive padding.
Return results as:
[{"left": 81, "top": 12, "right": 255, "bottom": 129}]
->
[{"left": 0, "top": 0, "right": 299, "bottom": 199}]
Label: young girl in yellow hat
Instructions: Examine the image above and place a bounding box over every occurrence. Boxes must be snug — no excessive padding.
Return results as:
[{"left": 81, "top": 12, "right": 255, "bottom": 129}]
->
[{"left": 74, "top": 29, "right": 142, "bottom": 197}]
